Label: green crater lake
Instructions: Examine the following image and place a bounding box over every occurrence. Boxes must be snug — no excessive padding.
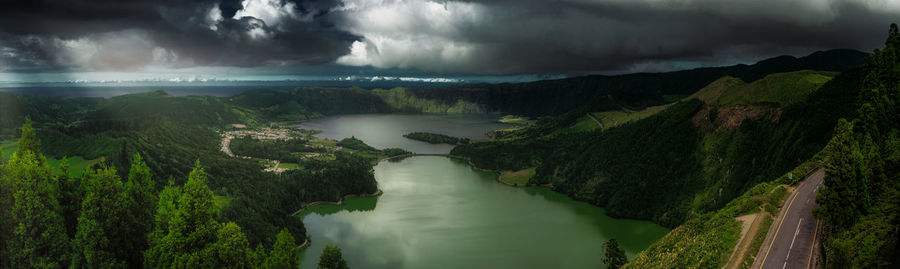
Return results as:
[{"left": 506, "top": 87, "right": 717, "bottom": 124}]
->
[{"left": 297, "top": 114, "right": 669, "bottom": 268}]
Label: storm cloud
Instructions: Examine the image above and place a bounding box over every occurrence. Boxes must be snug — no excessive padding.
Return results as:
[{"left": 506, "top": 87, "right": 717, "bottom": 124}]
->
[
  {"left": 0, "top": 0, "right": 898, "bottom": 75},
  {"left": 0, "top": 0, "right": 352, "bottom": 71}
]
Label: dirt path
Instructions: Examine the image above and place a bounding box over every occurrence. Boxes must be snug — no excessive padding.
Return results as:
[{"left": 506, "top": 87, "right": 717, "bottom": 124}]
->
[
  {"left": 724, "top": 212, "right": 766, "bottom": 269},
  {"left": 585, "top": 113, "right": 604, "bottom": 130}
]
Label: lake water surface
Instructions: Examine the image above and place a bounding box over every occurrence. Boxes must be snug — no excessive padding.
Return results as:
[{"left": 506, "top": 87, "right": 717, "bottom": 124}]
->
[{"left": 297, "top": 114, "right": 668, "bottom": 268}]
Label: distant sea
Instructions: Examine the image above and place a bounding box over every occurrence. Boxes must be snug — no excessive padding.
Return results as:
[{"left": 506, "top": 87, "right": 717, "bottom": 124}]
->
[{"left": 0, "top": 80, "right": 466, "bottom": 98}]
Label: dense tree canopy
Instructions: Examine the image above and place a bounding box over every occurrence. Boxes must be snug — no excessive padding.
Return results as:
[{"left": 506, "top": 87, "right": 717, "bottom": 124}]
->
[
  {"left": 602, "top": 238, "right": 628, "bottom": 269},
  {"left": 2, "top": 120, "right": 70, "bottom": 269},
  {"left": 318, "top": 243, "right": 349, "bottom": 269},
  {"left": 815, "top": 24, "right": 900, "bottom": 268},
  {"left": 73, "top": 164, "right": 129, "bottom": 268},
  {"left": 264, "top": 229, "right": 301, "bottom": 269}
]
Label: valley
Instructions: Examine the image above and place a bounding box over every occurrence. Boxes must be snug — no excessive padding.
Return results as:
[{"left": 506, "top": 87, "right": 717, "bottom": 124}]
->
[{"left": 0, "top": 33, "right": 897, "bottom": 268}]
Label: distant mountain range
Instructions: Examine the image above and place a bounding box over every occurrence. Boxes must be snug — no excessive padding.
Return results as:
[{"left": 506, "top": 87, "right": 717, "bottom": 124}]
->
[{"left": 402, "top": 49, "right": 867, "bottom": 115}]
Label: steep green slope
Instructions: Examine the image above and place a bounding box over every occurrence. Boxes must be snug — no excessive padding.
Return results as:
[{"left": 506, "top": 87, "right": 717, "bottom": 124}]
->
[
  {"left": 228, "top": 87, "right": 393, "bottom": 119},
  {"left": 371, "top": 87, "right": 487, "bottom": 113},
  {"left": 812, "top": 25, "right": 900, "bottom": 268},
  {"left": 587, "top": 70, "right": 835, "bottom": 130},
  {"left": 452, "top": 68, "right": 863, "bottom": 227},
  {"left": 624, "top": 25, "right": 900, "bottom": 269},
  {"left": 86, "top": 91, "right": 260, "bottom": 126},
  {"left": 713, "top": 70, "right": 835, "bottom": 105}
]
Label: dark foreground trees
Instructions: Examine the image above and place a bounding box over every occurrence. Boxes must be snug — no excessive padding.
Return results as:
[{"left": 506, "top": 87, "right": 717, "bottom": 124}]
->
[
  {"left": 318, "top": 243, "right": 349, "bottom": 269},
  {"left": 815, "top": 24, "right": 900, "bottom": 268},
  {"left": 0, "top": 121, "right": 309, "bottom": 268},
  {"left": 265, "top": 229, "right": 302, "bottom": 269},
  {"left": 602, "top": 238, "right": 627, "bottom": 269},
  {"left": 1, "top": 119, "right": 70, "bottom": 268},
  {"left": 143, "top": 162, "right": 258, "bottom": 268}
]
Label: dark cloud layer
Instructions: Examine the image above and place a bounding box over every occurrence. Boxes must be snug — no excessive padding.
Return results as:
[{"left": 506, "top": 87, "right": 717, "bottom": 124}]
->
[
  {"left": 0, "top": 0, "right": 897, "bottom": 75},
  {"left": 0, "top": 0, "right": 352, "bottom": 71}
]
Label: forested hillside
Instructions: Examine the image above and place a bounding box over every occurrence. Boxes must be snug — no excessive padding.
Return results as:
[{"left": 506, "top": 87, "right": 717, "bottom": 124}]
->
[
  {"left": 227, "top": 87, "right": 393, "bottom": 119},
  {"left": 813, "top": 24, "right": 900, "bottom": 268},
  {"left": 452, "top": 66, "right": 863, "bottom": 227},
  {"left": 0, "top": 92, "right": 99, "bottom": 138},
  {"left": 0, "top": 121, "right": 310, "bottom": 268},
  {"left": 0, "top": 90, "right": 391, "bottom": 268},
  {"left": 619, "top": 23, "right": 900, "bottom": 269}
]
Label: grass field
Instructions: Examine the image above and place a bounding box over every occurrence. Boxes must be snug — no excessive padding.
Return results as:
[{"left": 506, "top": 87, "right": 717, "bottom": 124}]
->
[
  {"left": 1, "top": 140, "right": 17, "bottom": 163},
  {"left": 592, "top": 103, "right": 673, "bottom": 129},
  {"left": 500, "top": 167, "right": 536, "bottom": 186},
  {"left": 48, "top": 156, "right": 102, "bottom": 178},
  {"left": 586, "top": 70, "right": 834, "bottom": 134},
  {"left": 553, "top": 115, "right": 603, "bottom": 135},
  {"left": 2, "top": 140, "right": 101, "bottom": 178},
  {"left": 718, "top": 71, "right": 834, "bottom": 105},
  {"left": 277, "top": 162, "right": 300, "bottom": 169},
  {"left": 689, "top": 70, "right": 835, "bottom": 106},
  {"left": 498, "top": 115, "right": 530, "bottom": 125}
]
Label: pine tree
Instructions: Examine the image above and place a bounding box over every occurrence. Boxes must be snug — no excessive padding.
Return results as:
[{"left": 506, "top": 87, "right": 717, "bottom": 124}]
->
[
  {"left": 16, "top": 118, "right": 42, "bottom": 162},
  {"left": 144, "top": 180, "right": 182, "bottom": 269},
  {"left": 251, "top": 244, "right": 268, "bottom": 268},
  {"left": 123, "top": 154, "right": 158, "bottom": 267},
  {"left": 145, "top": 162, "right": 255, "bottom": 269},
  {"left": 264, "top": 228, "right": 301, "bottom": 269},
  {"left": 145, "top": 163, "right": 220, "bottom": 268},
  {"left": 816, "top": 119, "right": 865, "bottom": 228},
  {"left": 206, "top": 222, "right": 253, "bottom": 269},
  {"left": 73, "top": 165, "right": 128, "bottom": 268},
  {"left": 602, "top": 238, "right": 627, "bottom": 269},
  {"left": 318, "top": 243, "right": 348, "bottom": 269},
  {"left": 0, "top": 151, "right": 12, "bottom": 268},
  {"left": 4, "top": 122, "right": 70, "bottom": 268},
  {"left": 57, "top": 157, "right": 82, "bottom": 238}
]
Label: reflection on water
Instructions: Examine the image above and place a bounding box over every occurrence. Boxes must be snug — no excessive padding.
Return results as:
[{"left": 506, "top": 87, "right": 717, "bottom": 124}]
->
[
  {"left": 299, "top": 156, "right": 669, "bottom": 269},
  {"left": 302, "top": 196, "right": 379, "bottom": 217},
  {"left": 296, "top": 115, "right": 668, "bottom": 268},
  {"left": 296, "top": 114, "right": 512, "bottom": 154}
]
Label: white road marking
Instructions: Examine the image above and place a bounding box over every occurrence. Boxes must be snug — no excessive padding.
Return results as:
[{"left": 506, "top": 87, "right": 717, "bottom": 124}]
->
[
  {"left": 787, "top": 218, "right": 803, "bottom": 260},
  {"left": 783, "top": 261, "right": 788, "bottom": 269}
]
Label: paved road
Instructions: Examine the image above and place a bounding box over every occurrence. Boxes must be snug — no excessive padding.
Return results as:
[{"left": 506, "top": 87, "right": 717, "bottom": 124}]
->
[{"left": 753, "top": 169, "right": 824, "bottom": 269}]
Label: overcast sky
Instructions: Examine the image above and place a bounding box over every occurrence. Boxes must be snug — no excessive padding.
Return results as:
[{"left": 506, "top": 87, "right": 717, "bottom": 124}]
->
[{"left": 1, "top": 0, "right": 898, "bottom": 82}]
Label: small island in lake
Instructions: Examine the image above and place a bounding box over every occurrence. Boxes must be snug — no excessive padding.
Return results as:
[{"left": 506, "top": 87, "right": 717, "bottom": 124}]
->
[{"left": 403, "top": 132, "right": 470, "bottom": 145}]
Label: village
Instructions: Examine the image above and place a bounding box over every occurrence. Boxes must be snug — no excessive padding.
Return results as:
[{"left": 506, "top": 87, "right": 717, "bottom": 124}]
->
[{"left": 219, "top": 124, "right": 343, "bottom": 173}]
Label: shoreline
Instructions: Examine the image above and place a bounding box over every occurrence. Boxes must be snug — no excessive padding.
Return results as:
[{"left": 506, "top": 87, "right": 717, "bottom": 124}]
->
[
  {"left": 378, "top": 153, "right": 531, "bottom": 188},
  {"left": 292, "top": 153, "right": 537, "bottom": 216},
  {"left": 290, "top": 188, "right": 383, "bottom": 216}
]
